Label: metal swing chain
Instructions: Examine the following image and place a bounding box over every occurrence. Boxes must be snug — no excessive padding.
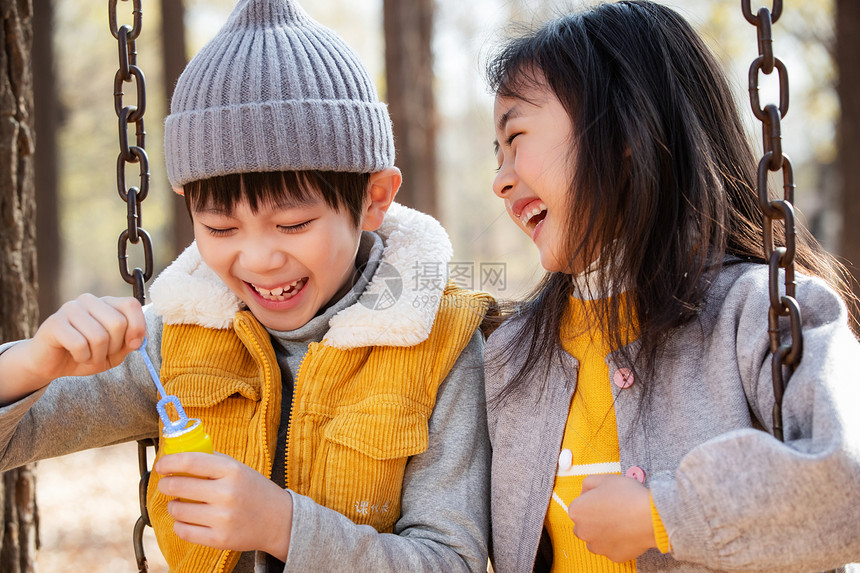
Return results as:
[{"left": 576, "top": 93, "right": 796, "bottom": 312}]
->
[
  {"left": 109, "top": 1, "right": 155, "bottom": 571},
  {"left": 745, "top": 9, "right": 841, "bottom": 573},
  {"left": 110, "top": 0, "right": 153, "bottom": 302},
  {"left": 742, "top": 0, "right": 803, "bottom": 444}
]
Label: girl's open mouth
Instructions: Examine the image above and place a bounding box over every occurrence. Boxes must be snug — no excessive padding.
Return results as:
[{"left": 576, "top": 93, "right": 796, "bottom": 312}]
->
[{"left": 519, "top": 201, "right": 548, "bottom": 235}]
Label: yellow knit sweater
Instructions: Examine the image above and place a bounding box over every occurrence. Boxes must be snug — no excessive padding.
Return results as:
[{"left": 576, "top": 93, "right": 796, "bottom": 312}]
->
[
  {"left": 545, "top": 295, "right": 636, "bottom": 573},
  {"left": 146, "top": 285, "right": 492, "bottom": 573}
]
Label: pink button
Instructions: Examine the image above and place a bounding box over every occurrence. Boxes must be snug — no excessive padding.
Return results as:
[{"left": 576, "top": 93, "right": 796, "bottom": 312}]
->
[
  {"left": 625, "top": 466, "right": 646, "bottom": 483},
  {"left": 614, "top": 368, "right": 634, "bottom": 388}
]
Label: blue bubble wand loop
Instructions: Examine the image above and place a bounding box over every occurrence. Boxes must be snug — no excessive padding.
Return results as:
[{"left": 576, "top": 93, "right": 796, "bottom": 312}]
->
[{"left": 138, "top": 336, "right": 189, "bottom": 434}]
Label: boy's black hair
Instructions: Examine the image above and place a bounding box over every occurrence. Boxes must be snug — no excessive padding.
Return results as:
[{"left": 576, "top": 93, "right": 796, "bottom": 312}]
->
[
  {"left": 485, "top": 1, "right": 853, "bottom": 404},
  {"left": 183, "top": 170, "right": 371, "bottom": 227}
]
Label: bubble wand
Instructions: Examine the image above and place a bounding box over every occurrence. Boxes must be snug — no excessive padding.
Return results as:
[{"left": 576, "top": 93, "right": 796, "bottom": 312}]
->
[
  {"left": 138, "top": 337, "right": 213, "bottom": 491},
  {"left": 138, "top": 336, "right": 191, "bottom": 436}
]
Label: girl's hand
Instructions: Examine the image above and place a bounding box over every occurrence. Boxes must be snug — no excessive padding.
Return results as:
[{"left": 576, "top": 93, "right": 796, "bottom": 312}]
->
[
  {"left": 155, "top": 452, "right": 293, "bottom": 562},
  {"left": 0, "top": 294, "right": 145, "bottom": 403},
  {"left": 567, "top": 474, "right": 656, "bottom": 562}
]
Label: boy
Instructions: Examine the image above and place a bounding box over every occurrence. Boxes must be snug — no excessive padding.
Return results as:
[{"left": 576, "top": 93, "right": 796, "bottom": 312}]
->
[{"left": 0, "top": 1, "right": 492, "bottom": 571}]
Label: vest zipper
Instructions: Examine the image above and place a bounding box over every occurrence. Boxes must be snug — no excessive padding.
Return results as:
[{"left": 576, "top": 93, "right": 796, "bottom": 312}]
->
[
  {"left": 236, "top": 319, "right": 274, "bottom": 476},
  {"left": 212, "top": 317, "right": 275, "bottom": 573},
  {"left": 215, "top": 551, "right": 229, "bottom": 573},
  {"left": 286, "top": 344, "right": 312, "bottom": 489}
]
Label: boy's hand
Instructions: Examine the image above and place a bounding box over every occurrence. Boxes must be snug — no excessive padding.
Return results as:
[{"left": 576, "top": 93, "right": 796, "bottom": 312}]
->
[
  {"left": 156, "top": 452, "right": 293, "bottom": 562},
  {"left": 567, "top": 474, "right": 656, "bottom": 563},
  {"left": 0, "top": 294, "right": 145, "bottom": 403}
]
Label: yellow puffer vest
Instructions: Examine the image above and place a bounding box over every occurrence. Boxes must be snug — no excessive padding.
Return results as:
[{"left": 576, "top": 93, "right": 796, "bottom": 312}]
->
[{"left": 146, "top": 284, "right": 492, "bottom": 573}]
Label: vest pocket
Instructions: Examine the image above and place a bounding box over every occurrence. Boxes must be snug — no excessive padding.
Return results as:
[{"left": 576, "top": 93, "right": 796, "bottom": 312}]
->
[
  {"left": 164, "top": 374, "right": 261, "bottom": 407},
  {"left": 319, "top": 402, "right": 429, "bottom": 532}
]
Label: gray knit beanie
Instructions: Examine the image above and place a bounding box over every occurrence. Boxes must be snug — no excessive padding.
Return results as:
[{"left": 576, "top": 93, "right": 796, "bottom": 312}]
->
[{"left": 164, "top": 0, "right": 395, "bottom": 189}]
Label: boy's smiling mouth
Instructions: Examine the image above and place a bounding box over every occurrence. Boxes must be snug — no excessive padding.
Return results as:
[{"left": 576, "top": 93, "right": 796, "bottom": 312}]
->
[{"left": 249, "top": 278, "right": 308, "bottom": 301}]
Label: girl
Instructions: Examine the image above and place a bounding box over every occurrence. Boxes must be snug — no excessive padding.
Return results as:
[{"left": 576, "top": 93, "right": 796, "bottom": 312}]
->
[{"left": 485, "top": 1, "right": 860, "bottom": 572}]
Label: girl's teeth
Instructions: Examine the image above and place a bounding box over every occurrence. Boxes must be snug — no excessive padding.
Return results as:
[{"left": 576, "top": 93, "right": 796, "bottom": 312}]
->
[
  {"left": 521, "top": 203, "right": 547, "bottom": 226},
  {"left": 271, "top": 287, "right": 284, "bottom": 296}
]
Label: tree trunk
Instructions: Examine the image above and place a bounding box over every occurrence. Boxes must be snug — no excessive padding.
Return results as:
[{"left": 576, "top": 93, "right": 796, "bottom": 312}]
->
[
  {"left": 33, "top": 0, "right": 59, "bottom": 320},
  {"left": 837, "top": 0, "right": 860, "bottom": 318},
  {"left": 0, "top": 0, "right": 39, "bottom": 571},
  {"left": 382, "top": 0, "right": 437, "bottom": 218},
  {"left": 160, "top": 0, "right": 193, "bottom": 258}
]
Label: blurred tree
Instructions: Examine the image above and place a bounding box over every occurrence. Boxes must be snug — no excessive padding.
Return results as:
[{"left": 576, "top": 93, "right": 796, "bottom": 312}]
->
[
  {"left": 382, "top": 0, "right": 437, "bottom": 218},
  {"left": 161, "top": 0, "right": 193, "bottom": 258},
  {"left": 0, "top": 0, "right": 39, "bottom": 571},
  {"left": 836, "top": 0, "right": 860, "bottom": 308},
  {"left": 33, "top": 0, "right": 60, "bottom": 321}
]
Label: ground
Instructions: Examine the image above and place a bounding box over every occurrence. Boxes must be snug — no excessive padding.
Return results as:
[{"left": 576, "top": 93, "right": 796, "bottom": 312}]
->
[{"left": 35, "top": 443, "right": 169, "bottom": 572}]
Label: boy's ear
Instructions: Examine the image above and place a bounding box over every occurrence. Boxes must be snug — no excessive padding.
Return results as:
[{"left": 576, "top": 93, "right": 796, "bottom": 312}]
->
[{"left": 362, "top": 167, "right": 402, "bottom": 232}]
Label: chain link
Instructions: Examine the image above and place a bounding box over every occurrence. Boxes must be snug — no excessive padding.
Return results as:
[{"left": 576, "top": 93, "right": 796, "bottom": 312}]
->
[
  {"left": 743, "top": 0, "right": 802, "bottom": 444},
  {"left": 111, "top": 0, "right": 153, "bottom": 305},
  {"left": 743, "top": 8, "right": 838, "bottom": 572},
  {"left": 109, "top": 1, "right": 153, "bottom": 571}
]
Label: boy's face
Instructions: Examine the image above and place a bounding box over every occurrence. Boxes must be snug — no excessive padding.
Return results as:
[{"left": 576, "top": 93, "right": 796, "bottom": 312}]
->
[{"left": 192, "top": 195, "right": 364, "bottom": 331}]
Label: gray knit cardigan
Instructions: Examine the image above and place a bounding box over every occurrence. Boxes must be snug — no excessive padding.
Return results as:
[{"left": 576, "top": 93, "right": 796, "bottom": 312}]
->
[{"left": 486, "top": 262, "right": 860, "bottom": 573}]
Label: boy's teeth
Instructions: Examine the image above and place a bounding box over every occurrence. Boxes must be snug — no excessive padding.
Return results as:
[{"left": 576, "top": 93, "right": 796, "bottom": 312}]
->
[{"left": 252, "top": 279, "right": 305, "bottom": 301}]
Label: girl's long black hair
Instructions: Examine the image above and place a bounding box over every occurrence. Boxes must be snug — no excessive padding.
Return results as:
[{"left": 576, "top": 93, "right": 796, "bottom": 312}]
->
[{"left": 486, "top": 0, "right": 853, "bottom": 403}]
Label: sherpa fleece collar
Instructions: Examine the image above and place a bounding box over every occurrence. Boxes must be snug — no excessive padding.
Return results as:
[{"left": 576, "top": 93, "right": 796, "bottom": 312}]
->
[{"left": 148, "top": 203, "right": 453, "bottom": 349}]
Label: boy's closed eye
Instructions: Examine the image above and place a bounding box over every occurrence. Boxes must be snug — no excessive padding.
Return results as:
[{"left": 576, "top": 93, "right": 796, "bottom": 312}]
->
[
  {"left": 203, "top": 225, "right": 237, "bottom": 237},
  {"left": 201, "top": 220, "right": 313, "bottom": 236},
  {"left": 277, "top": 220, "right": 313, "bottom": 233}
]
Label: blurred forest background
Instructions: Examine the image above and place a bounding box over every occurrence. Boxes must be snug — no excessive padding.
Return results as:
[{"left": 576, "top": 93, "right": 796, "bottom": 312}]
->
[
  {"left": 34, "top": 0, "right": 854, "bottom": 313},
  {"left": 1, "top": 0, "right": 857, "bottom": 571}
]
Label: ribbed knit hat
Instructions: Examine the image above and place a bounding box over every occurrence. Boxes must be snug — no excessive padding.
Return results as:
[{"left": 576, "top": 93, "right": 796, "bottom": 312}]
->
[{"left": 164, "top": 0, "right": 395, "bottom": 189}]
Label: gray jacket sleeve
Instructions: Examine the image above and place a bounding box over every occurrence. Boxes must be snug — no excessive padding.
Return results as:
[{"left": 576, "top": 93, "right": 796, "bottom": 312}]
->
[
  {"left": 278, "top": 330, "right": 491, "bottom": 573},
  {"left": 649, "top": 271, "right": 860, "bottom": 572},
  {"left": 0, "top": 308, "right": 163, "bottom": 470}
]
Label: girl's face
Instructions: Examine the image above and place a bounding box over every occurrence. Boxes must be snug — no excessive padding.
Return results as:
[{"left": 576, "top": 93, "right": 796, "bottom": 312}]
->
[
  {"left": 192, "top": 196, "right": 363, "bottom": 332},
  {"left": 493, "top": 82, "right": 585, "bottom": 274}
]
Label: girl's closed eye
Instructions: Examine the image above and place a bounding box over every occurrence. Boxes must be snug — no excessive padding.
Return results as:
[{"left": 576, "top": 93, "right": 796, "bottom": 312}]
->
[
  {"left": 494, "top": 147, "right": 504, "bottom": 172},
  {"left": 494, "top": 133, "right": 521, "bottom": 172}
]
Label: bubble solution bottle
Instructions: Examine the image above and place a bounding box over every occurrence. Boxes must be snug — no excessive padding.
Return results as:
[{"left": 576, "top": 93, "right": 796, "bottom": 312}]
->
[
  {"left": 161, "top": 418, "right": 213, "bottom": 503},
  {"left": 138, "top": 337, "right": 213, "bottom": 498},
  {"left": 162, "top": 417, "right": 213, "bottom": 457}
]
